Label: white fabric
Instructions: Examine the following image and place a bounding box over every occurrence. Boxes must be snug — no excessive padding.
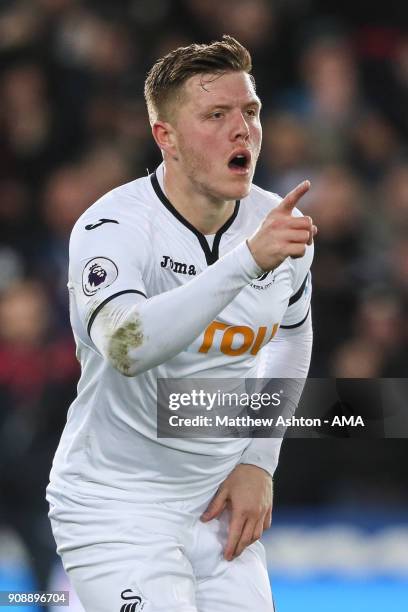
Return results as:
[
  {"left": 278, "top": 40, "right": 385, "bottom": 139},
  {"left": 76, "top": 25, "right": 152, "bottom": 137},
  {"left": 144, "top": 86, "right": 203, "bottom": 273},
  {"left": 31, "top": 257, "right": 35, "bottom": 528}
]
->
[
  {"left": 90, "top": 302, "right": 313, "bottom": 479},
  {"left": 90, "top": 241, "right": 262, "bottom": 375},
  {"left": 50, "top": 497, "right": 274, "bottom": 612},
  {"left": 47, "top": 163, "right": 313, "bottom": 509},
  {"left": 239, "top": 313, "right": 313, "bottom": 476}
]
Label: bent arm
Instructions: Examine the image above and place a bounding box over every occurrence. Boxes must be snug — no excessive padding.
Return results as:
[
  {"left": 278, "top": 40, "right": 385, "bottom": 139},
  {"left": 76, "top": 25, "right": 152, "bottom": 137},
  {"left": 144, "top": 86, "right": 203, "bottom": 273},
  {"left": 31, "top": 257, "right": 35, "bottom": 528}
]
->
[{"left": 90, "top": 242, "right": 262, "bottom": 376}]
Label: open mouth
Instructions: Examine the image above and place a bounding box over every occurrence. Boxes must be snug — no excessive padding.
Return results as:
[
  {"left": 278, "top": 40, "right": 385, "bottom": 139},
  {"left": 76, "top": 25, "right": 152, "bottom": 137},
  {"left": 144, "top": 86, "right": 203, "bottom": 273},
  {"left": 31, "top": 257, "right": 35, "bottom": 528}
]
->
[{"left": 228, "top": 151, "right": 251, "bottom": 172}]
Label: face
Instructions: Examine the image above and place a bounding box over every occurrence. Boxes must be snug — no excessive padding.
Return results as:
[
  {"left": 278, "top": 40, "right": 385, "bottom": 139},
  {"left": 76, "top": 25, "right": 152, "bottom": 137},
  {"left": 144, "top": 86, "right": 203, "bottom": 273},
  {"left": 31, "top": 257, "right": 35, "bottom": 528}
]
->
[{"left": 165, "top": 71, "right": 262, "bottom": 202}]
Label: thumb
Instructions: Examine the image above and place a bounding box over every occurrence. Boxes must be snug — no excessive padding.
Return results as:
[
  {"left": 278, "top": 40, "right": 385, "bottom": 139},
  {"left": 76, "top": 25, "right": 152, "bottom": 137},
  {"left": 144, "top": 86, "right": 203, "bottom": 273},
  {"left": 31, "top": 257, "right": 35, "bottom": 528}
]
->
[
  {"left": 277, "top": 180, "right": 311, "bottom": 215},
  {"left": 201, "top": 488, "right": 228, "bottom": 522}
]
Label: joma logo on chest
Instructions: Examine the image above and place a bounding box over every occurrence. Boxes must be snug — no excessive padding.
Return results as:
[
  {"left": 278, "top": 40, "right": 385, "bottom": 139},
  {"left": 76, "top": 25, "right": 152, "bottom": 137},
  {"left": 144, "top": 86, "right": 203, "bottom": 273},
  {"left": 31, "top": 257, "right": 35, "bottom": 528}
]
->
[{"left": 161, "top": 255, "right": 197, "bottom": 275}]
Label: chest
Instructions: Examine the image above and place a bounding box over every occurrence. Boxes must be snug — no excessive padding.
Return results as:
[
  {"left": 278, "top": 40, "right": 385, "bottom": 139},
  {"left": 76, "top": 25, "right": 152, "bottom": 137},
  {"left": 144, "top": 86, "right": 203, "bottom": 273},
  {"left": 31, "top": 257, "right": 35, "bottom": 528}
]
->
[{"left": 145, "top": 230, "right": 292, "bottom": 358}]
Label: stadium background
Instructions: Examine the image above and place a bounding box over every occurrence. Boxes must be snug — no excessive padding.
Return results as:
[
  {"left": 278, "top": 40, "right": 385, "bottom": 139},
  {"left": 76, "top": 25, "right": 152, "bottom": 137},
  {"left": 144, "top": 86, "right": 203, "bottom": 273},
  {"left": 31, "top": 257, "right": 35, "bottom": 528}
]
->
[{"left": 0, "top": 0, "right": 407, "bottom": 610}]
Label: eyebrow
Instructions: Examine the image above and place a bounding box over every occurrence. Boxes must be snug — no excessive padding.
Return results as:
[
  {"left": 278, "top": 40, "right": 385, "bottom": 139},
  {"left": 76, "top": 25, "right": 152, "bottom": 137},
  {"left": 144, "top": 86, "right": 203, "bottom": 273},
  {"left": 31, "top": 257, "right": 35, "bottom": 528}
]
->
[{"left": 203, "top": 98, "right": 262, "bottom": 112}]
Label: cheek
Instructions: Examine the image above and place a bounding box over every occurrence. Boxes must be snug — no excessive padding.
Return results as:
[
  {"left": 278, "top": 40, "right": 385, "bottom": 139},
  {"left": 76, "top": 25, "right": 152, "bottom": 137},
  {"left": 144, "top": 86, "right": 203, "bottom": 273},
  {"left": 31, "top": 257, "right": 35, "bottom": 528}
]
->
[
  {"left": 252, "top": 123, "right": 262, "bottom": 149},
  {"left": 193, "top": 128, "right": 219, "bottom": 151},
  {"left": 180, "top": 130, "right": 218, "bottom": 167}
]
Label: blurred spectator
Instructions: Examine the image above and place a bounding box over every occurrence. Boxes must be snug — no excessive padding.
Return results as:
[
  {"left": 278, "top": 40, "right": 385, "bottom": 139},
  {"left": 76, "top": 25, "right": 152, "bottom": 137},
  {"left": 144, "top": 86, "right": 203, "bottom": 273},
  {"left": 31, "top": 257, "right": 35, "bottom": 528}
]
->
[
  {"left": 182, "top": 0, "right": 285, "bottom": 96},
  {"left": 35, "top": 147, "right": 131, "bottom": 326},
  {"left": 259, "top": 111, "right": 316, "bottom": 197},
  {"left": 2, "top": 63, "right": 50, "bottom": 157},
  {"left": 54, "top": 8, "right": 134, "bottom": 77},
  {"left": 305, "top": 165, "right": 367, "bottom": 373},
  {"left": 0, "top": 280, "right": 79, "bottom": 591},
  {"left": 0, "top": 279, "right": 78, "bottom": 413},
  {"left": 331, "top": 338, "right": 384, "bottom": 378},
  {"left": 357, "top": 291, "right": 403, "bottom": 353},
  {"left": 197, "top": 0, "right": 276, "bottom": 49},
  {"left": 0, "top": 2, "right": 43, "bottom": 52},
  {"left": 390, "top": 236, "right": 408, "bottom": 292},
  {"left": 281, "top": 28, "right": 366, "bottom": 165},
  {"left": 0, "top": 61, "right": 62, "bottom": 189},
  {"left": 331, "top": 291, "right": 405, "bottom": 377},
  {"left": 0, "top": 179, "right": 32, "bottom": 255},
  {"left": 300, "top": 33, "right": 359, "bottom": 125},
  {"left": 379, "top": 163, "right": 408, "bottom": 234},
  {"left": 349, "top": 112, "right": 403, "bottom": 184}
]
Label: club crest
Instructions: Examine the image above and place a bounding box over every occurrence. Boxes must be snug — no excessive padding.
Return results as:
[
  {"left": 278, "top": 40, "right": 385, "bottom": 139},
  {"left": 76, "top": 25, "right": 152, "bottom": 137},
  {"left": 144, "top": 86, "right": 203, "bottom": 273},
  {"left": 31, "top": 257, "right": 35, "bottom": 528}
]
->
[{"left": 120, "top": 590, "right": 145, "bottom": 612}]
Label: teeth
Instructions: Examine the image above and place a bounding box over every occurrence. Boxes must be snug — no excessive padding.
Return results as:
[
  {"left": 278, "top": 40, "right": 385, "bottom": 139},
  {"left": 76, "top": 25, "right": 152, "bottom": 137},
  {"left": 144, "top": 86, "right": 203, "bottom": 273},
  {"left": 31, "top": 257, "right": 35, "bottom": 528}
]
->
[{"left": 236, "top": 154, "right": 244, "bottom": 158}]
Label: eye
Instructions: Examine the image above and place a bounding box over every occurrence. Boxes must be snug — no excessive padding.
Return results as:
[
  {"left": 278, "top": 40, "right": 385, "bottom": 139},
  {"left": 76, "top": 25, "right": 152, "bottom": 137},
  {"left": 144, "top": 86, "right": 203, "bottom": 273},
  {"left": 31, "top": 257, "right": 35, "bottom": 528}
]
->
[
  {"left": 209, "top": 111, "right": 224, "bottom": 119},
  {"left": 246, "top": 108, "right": 258, "bottom": 118}
]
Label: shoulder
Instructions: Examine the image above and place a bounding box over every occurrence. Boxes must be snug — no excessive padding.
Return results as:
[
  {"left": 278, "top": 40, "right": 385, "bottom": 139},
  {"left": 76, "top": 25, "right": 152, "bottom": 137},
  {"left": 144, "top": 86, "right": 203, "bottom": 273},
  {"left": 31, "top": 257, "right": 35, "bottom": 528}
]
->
[{"left": 70, "top": 174, "right": 155, "bottom": 245}]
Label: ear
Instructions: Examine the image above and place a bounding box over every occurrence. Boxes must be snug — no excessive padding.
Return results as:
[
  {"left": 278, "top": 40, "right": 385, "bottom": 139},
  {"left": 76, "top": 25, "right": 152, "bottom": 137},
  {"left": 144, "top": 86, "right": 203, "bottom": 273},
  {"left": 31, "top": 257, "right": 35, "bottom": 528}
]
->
[{"left": 152, "top": 121, "right": 178, "bottom": 158}]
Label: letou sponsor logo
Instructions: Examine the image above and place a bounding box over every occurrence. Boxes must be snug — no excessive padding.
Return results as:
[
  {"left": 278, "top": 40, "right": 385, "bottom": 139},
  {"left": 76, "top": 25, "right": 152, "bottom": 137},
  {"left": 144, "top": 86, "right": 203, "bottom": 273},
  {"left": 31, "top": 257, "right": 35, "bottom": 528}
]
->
[{"left": 199, "top": 321, "right": 279, "bottom": 356}]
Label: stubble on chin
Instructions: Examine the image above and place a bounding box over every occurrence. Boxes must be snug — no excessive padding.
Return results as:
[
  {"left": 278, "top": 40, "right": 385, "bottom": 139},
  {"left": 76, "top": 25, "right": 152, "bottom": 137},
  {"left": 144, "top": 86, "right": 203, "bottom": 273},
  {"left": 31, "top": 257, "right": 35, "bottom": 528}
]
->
[{"left": 177, "top": 138, "right": 256, "bottom": 203}]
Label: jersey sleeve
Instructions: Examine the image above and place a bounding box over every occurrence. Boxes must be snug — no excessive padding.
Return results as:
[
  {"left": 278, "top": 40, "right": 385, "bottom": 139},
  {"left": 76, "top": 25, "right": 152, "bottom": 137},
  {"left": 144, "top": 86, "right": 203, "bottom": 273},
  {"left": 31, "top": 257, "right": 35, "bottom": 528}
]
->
[
  {"left": 280, "top": 220, "right": 314, "bottom": 329},
  {"left": 68, "top": 213, "right": 150, "bottom": 338}
]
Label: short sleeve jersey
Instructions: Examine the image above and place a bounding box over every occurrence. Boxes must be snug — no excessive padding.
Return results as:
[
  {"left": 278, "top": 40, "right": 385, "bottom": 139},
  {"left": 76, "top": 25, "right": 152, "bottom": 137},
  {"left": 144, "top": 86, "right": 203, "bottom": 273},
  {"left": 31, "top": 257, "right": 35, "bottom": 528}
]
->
[{"left": 48, "top": 165, "right": 313, "bottom": 505}]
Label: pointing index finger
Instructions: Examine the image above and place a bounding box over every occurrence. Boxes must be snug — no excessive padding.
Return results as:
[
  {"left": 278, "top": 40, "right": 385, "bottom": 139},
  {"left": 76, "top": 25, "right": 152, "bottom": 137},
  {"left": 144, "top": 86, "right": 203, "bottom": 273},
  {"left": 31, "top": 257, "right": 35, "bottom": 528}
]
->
[{"left": 278, "top": 180, "right": 311, "bottom": 215}]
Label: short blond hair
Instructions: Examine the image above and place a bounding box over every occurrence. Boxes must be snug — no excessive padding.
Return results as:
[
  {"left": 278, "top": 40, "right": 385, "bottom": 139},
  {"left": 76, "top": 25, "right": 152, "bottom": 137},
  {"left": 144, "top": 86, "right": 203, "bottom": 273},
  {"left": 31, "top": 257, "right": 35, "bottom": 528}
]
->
[{"left": 144, "top": 35, "right": 253, "bottom": 123}]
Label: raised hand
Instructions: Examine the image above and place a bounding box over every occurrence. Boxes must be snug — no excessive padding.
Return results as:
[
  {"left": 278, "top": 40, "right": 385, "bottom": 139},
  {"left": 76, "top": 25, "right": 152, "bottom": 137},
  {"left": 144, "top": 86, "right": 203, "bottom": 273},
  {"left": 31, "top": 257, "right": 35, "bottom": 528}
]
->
[{"left": 247, "top": 180, "right": 317, "bottom": 272}]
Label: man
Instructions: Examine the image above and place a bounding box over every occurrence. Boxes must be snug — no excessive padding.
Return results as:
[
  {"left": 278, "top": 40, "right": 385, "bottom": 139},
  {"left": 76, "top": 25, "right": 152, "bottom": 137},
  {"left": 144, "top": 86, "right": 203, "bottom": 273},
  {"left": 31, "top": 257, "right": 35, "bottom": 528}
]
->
[{"left": 47, "top": 36, "right": 315, "bottom": 612}]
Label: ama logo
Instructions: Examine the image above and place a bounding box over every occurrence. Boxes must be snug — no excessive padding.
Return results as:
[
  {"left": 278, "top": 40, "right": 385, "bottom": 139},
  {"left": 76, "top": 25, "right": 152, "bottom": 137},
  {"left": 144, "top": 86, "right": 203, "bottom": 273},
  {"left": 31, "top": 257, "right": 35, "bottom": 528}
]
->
[
  {"left": 120, "top": 590, "right": 145, "bottom": 612},
  {"left": 82, "top": 257, "right": 118, "bottom": 296}
]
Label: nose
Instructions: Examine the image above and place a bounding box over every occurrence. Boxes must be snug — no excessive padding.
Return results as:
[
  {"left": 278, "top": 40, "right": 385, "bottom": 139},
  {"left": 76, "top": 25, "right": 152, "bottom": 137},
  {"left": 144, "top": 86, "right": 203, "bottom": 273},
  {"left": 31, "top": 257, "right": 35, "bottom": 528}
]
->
[{"left": 230, "top": 110, "right": 250, "bottom": 141}]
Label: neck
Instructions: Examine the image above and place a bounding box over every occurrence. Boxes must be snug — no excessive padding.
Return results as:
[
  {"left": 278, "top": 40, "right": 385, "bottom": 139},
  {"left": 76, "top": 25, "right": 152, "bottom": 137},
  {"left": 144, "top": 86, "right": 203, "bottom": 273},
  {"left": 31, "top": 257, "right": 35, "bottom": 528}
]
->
[{"left": 162, "top": 163, "right": 235, "bottom": 235}]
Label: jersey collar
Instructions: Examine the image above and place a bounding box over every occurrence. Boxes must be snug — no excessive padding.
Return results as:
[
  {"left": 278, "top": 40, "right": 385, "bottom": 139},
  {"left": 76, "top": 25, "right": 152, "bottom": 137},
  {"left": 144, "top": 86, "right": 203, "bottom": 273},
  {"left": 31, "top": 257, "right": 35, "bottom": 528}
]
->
[{"left": 150, "top": 169, "right": 240, "bottom": 266}]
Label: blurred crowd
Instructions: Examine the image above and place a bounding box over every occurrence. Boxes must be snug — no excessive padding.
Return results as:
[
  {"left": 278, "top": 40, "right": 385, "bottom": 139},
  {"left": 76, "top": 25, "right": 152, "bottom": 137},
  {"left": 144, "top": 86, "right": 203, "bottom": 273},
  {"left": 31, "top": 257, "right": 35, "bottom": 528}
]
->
[{"left": 0, "top": 0, "right": 407, "bottom": 594}]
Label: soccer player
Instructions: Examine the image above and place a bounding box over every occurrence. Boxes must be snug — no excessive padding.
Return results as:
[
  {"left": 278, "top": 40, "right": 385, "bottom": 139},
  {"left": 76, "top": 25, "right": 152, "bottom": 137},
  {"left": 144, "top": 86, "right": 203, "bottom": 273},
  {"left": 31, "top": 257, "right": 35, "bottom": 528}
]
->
[{"left": 47, "top": 36, "right": 315, "bottom": 612}]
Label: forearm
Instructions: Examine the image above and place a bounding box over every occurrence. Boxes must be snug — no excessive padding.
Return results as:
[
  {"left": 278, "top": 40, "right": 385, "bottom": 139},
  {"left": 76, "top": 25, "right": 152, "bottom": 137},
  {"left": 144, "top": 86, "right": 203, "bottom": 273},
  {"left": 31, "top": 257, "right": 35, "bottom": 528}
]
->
[
  {"left": 239, "top": 313, "right": 313, "bottom": 476},
  {"left": 91, "top": 241, "right": 262, "bottom": 376}
]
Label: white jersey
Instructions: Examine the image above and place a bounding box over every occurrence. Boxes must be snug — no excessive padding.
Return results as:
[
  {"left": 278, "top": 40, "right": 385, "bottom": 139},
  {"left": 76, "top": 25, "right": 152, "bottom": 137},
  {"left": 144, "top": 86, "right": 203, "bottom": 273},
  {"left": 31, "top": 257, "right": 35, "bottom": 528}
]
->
[{"left": 47, "top": 164, "right": 313, "bottom": 508}]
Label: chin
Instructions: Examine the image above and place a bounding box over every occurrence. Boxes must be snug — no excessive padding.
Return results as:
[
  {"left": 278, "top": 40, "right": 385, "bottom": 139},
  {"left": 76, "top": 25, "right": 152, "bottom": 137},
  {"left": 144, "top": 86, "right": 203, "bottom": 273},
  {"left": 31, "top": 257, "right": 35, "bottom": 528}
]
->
[
  {"left": 218, "top": 177, "right": 252, "bottom": 201},
  {"left": 227, "top": 183, "right": 252, "bottom": 201}
]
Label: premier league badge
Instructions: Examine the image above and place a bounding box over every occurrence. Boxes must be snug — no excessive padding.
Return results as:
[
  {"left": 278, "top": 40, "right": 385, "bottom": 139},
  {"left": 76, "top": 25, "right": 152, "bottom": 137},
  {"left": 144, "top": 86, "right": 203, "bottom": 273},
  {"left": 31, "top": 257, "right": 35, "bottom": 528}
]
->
[{"left": 82, "top": 257, "right": 118, "bottom": 296}]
